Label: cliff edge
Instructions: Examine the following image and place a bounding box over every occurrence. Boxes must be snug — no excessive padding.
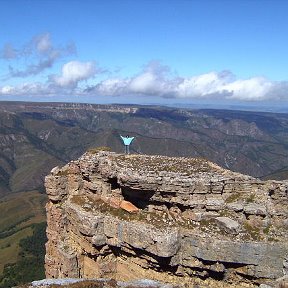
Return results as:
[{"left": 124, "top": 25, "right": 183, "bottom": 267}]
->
[{"left": 45, "top": 151, "right": 288, "bottom": 287}]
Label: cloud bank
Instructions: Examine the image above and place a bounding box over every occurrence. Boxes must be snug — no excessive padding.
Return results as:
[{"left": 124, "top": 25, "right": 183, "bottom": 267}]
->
[
  {"left": 87, "top": 62, "right": 288, "bottom": 101},
  {"left": 0, "top": 33, "right": 287, "bottom": 102},
  {"left": 0, "top": 60, "right": 101, "bottom": 96},
  {"left": 1, "top": 61, "right": 287, "bottom": 101}
]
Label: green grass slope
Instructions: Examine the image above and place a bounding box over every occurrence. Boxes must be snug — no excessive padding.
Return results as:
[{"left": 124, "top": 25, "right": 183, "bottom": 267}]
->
[
  {"left": 0, "top": 191, "right": 46, "bottom": 275},
  {"left": 0, "top": 222, "right": 47, "bottom": 288}
]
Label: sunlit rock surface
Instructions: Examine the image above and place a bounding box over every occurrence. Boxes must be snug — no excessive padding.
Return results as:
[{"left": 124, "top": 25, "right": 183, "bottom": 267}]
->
[{"left": 45, "top": 151, "right": 288, "bottom": 287}]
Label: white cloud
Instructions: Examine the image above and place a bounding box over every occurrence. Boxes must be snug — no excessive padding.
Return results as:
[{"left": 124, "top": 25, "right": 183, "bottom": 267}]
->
[
  {"left": 52, "top": 61, "right": 96, "bottom": 87},
  {"left": 0, "top": 82, "right": 47, "bottom": 96},
  {"left": 0, "top": 85, "right": 15, "bottom": 94},
  {"left": 176, "top": 72, "right": 231, "bottom": 98},
  {"left": 129, "top": 71, "right": 173, "bottom": 96},
  {"left": 1, "top": 33, "right": 76, "bottom": 78},
  {"left": 223, "top": 77, "right": 274, "bottom": 100},
  {"left": 88, "top": 62, "right": 288, "bottom": 101},
  {"left": 1, "top": 60, "right": 288, "bottom": 102},
  {"left": 91, "top": 78, "right": 129, "bottom": 95},
  {"left": 129, "top": 72, "right": 156, "bottom": 93}
]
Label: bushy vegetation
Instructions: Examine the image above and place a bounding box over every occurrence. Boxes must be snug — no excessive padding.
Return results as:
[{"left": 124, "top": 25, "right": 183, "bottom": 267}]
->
[{"left": 0, "top": 222, "right": 47, "bottom": 288}]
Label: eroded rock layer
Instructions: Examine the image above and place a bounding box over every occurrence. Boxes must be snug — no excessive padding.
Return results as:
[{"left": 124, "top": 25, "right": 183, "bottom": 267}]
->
[{"left": 45, "top": 151, "right": 288, "bottom": 287}]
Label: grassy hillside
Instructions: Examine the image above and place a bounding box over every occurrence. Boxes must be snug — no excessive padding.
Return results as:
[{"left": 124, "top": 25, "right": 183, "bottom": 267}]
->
[
  {"left": 0, "top": 191, "right": 46, "bottom": 274},
  {"left": 0, "top": 222, "right": 47, "bottom": 287}
]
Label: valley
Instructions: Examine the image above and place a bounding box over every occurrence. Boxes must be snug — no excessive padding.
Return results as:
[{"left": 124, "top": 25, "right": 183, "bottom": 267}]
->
[{"left": 0, "top": 101, "right": 288, "bottom": 285}]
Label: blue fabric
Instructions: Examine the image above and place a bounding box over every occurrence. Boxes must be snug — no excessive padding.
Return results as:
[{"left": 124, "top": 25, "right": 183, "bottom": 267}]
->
[{"left": 121, "top": 135, "right": 134, "bottom": 145}]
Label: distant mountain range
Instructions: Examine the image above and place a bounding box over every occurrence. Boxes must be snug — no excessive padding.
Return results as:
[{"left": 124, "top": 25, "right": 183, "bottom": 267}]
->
[{"left": 0, "top": 101, "right": 288, "bottom": 196}]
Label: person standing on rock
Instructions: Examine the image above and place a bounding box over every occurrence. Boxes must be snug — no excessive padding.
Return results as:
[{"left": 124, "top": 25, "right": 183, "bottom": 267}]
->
[{"left": 120, "top": 135, "right": 135, "bottom": 154}]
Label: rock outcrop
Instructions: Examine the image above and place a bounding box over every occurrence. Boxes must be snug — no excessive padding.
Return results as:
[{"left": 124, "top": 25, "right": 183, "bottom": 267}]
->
[{"left": 45, "top": 151, "right": 288, "bottom": 287}]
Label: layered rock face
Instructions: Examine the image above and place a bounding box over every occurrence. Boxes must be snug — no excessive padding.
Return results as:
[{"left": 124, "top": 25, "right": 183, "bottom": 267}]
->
[{"left": 45, "top": 151, "right": 288, "bottom": 287}]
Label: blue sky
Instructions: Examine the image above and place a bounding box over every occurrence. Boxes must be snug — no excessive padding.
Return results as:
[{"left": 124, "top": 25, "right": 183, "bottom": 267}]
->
[{"left": 0, "top": 0, "right": 288, "bottom": 107}]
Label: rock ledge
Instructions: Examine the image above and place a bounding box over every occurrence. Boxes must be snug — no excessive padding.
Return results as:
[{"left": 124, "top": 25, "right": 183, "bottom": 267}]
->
[{"left": 45, "top": 151, "right": 288, "bottom": 287}]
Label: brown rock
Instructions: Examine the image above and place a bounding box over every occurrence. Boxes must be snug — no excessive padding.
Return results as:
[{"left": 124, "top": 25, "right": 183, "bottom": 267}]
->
[
  {"left": 120, "top": 200, "right": 139, "bottom": 213},
  {"left": 109, "top": 197, "right": 122, "bottom": 209}
]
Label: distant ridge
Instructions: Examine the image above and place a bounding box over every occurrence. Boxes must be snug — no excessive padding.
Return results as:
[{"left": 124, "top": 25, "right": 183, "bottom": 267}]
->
[{"left": 1, "top": 101, "right": 288, "bottom": 196}]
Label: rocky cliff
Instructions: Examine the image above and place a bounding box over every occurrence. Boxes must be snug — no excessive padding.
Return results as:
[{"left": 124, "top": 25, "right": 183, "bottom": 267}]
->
[{"left": 45, "top": 151, "right": 288, "bottom": 287}]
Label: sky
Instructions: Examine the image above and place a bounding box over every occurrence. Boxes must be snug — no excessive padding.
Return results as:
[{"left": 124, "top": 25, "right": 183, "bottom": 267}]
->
[{"left": 0, "top": 0, "right": 288, "bottom": 108}]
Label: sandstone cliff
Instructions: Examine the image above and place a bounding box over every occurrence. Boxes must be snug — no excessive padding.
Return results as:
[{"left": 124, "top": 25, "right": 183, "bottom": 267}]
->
[{"left": 45, "top": 151, "right": 288, "bottom": 287}]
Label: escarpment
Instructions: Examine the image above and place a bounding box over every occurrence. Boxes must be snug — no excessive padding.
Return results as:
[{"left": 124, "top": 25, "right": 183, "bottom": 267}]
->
[{"left": 45, "top": 151, "right": 288, "bottom": 287}]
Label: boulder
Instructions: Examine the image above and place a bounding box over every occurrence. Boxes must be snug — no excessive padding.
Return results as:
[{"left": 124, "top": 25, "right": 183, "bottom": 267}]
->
[
  {"left": 120, "top": 200, "right": 139, "bottom": 213},
  {"left": 244, "top": 203, "right": 267, "bottom": 216},
  {"left": 215, "top": 217, "right": 240, "bottom": 234}
]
